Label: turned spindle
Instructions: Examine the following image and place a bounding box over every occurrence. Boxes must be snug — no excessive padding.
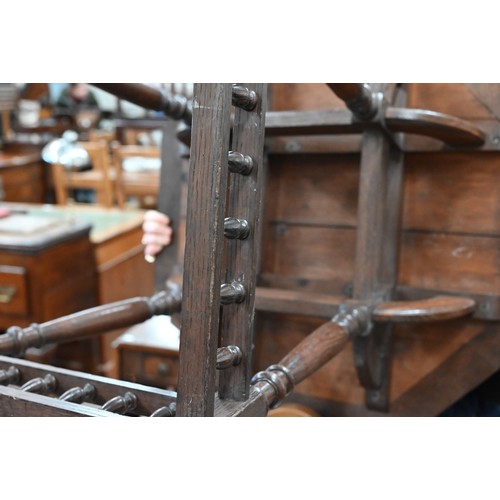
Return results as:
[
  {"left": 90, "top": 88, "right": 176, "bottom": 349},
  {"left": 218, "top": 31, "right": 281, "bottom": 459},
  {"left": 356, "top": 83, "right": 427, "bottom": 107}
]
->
[
  {"left": 251, "top": 306, "right": 370, "bottom": 409},
  {"left": 0, "top": 366, "right": 20, "bottom": 386},
  {"left": 0, "top": 288, "right": 181, "bottom": 356},
  {"left": 150, "top": 402, "right": 177, "bottom": 417},
  {"left": 21, "top": 374, "right": 57, "bottom": 394},
  {"left": 91, "top": 83, "right": 192, "bottom": 123},
  {"left": 59, "top": 383, "right": 96, "bottom": 403},
  {"left": 101, "top": 392, "right": 137, "bottom": 414}
]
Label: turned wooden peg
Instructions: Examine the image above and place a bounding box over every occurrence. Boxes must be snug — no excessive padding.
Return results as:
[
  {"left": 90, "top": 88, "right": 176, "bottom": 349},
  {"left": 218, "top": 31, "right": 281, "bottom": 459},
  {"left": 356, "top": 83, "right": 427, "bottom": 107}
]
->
[
  {"left": 227, "top": 150, "right": 254, "bottom": 175},
  {"left": 59, "top": 383, "right": 96, "bottom": 403},
  {"left": 232, "top": 85, "right": 258, "bottom": 111},
  {"left": 21, "top": 374, "right": 57, "bottom": 394},
  {"left": 101, "top": 391, "right": 137, "bottom": 414},
  {"left": 0, "top": 366, "right": 20, "bottom": 386},
  {"left": 150, "top": 402, "right": 177, "bottom": 417},
  {"left": 216, "top": 345, "right": 243, "bottom": 369},
  {"left": 224, "top": 217, "right": 250, "bottom": 240},
  {"left": 220, "top": 281, "right": 246, "bottom": 305}
]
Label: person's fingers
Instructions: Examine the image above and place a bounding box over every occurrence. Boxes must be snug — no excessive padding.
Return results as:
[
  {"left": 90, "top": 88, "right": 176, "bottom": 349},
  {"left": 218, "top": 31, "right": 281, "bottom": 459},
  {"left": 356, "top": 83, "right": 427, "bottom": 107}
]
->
[
  {"left": 144, "top": 242, "right": 164, "bottom": 259},
  {"left": 142, "top": 219, "right": 172, "bottom": 235},
  {"left": 141, "top": 231, "right": 172, "bottom": 246},
  {"left": 144, "top": 210, "right": 170, "bottom": 225},
  {"left": 142, "top": 211, "right": 172, "bottom": 263}
]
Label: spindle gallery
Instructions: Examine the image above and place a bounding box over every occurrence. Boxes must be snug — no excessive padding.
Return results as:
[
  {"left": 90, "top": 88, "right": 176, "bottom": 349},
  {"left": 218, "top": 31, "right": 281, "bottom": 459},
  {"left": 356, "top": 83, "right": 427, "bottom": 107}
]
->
[{"left": 0, "top": 83, "right": 498, "bottom": 417}]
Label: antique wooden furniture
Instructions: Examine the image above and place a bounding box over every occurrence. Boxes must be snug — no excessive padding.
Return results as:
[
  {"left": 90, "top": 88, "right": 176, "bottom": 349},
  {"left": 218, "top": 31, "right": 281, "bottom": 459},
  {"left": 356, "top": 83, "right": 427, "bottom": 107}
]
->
[
  {"left": 256, "top": 83, "right": 499, "bottom": 416},
  {"left": 113, "top": 315, "right": 180, "bottom": 390},
  {"left": 0, "top": 202, "right": 154, "bottom": 377},
  {"left": 110, "top": 142, "right": 161, "bottom": 209},
  {"left": 0, "top": 206, "right": 99, "bottom": 372},
  {"left": 0, "top": 144, "right": 46, "bottom": 203},
  {"left": 51, "top": 140, "right": 116, "bottom": 207},
  {"left": 0, "top": 83, "right": 498, "bottom": 417}
]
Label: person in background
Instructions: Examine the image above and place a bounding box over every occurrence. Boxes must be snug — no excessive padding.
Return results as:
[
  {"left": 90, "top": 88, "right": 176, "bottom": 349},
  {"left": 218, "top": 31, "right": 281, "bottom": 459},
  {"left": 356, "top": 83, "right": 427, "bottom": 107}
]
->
[
  {"left": 54, "top": 83, "right": 102, "bottom": 133},
  {"left": 56, "top": 83, "right": 99, "bottom": 109}
]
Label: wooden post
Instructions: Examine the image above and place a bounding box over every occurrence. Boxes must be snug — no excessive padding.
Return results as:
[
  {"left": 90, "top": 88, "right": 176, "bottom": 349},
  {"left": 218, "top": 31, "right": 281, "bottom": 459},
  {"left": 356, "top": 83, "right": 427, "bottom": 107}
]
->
[
  {"left": 351, "top": 83, "right": 405, "bottom": 411},
  {"left": 218, "top": 84, "right": 268, "bottom": 401},
  {"left": 154, "top": 119, "right": 185, "bottom": 291},
  {"left": 176, "top": 84, "right": 232, "bottom": 416}
]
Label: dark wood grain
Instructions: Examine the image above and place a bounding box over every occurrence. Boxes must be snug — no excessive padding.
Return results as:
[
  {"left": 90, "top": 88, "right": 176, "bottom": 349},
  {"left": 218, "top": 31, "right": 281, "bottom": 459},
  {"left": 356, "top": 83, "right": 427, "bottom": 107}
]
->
[
  {"left": 176, "top": 84, "right": 232, "bottom": 416},
  {"left": 91, "top": 83, "right": 192, "bottom": 123},
  {"left": 385, "top": 107, "right": 485, "bottom": 147},
  {"left": 327, "top": 83, "right": 378, "bottom": 120},
  {"left": 218, "top": 84, "right": 268, "bottom": 401},
  {"left": 374, "top": 296, "right": 476, "bottom": 322},
  {"left": 0, "top": 290, "right": 181, "bottom": 355},
  {"left": 0, "top": 355, "right": 177, "bottom": 416}
]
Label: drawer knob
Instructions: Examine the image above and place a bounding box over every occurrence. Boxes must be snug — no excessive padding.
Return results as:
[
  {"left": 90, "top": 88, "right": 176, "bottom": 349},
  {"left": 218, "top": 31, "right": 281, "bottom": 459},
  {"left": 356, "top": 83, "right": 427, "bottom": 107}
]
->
[
  {"left": 157, "top": 362, "right": 170, "bottom": 375},
  {"left": 0, "top": 285, "right": 16, "bottom": 304}
]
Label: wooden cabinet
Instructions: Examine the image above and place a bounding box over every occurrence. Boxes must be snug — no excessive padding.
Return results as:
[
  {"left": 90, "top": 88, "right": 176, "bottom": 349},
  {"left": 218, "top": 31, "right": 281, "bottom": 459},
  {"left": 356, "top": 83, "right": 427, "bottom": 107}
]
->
[
  {"left": 0, "top": 203, "right": 155, "bottom": 376},
  {"left": 0, "top": 210, "right": 99, "bottom": 371},
  {"left": 113, "top": 315, "right": 180, "bottom": 391},
  {"left": 0, "top": 212, "right": 97, "bottom": 329},
  {"left": 0, "top": 145, "right": 46, "bottom": 203}
]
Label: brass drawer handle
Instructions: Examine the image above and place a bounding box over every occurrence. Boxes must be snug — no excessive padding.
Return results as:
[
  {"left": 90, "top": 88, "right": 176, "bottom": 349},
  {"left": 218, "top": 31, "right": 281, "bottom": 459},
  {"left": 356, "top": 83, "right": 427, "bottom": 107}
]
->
[{"left": 0, "top": 285, "right": 17, "bottom": 303}]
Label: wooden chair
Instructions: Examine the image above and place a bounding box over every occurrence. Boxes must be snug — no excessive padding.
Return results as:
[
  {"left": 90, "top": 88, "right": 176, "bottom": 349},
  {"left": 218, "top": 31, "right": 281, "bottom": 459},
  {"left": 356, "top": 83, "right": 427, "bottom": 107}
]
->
[
  {"left": 51, "top": 140, "right": 116, "bottom": 207},
  {"left": 111, "top": 142, "right": 161, "bottom": 209},
  {"left": 88, "top": 128, "right": 117, "bottom": 145}
]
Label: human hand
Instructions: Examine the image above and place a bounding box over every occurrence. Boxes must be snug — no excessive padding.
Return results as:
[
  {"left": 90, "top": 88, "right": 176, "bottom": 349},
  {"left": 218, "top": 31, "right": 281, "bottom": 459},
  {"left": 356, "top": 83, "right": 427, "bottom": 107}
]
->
[{"left": 141, "top": 210, "right": 172, "bottom": 263}]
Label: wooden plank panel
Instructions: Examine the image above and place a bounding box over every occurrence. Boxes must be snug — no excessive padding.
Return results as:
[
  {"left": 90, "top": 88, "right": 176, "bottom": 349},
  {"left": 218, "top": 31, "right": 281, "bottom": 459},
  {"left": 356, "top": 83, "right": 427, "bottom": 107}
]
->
[
  {"left": 269, "top": 83, "right": 344, "bottom": 111},
  {"left": 398, "top": 231, "right": 499, "bottom": 295},
  {"left": 402, "top": 152, "right": 500, "bottom": 235},
  {"left": 406, "top": 83, "right": 494, "bottom": 120},
  {"left": 261, "top": 225, "right": 356, "bottom": 291},
  {"left": 267, "top": 153, "right": 359, "bottom": 226}
]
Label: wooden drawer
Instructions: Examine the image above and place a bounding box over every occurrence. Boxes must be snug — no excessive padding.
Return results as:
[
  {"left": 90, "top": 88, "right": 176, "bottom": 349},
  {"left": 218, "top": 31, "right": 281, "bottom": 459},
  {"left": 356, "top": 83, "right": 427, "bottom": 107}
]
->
[
  {"left": 120, "top": 349, "right": 179, "bottom": 390},
  {"left": 0, "top": 265, "right": 28, "bottom": 319}
]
